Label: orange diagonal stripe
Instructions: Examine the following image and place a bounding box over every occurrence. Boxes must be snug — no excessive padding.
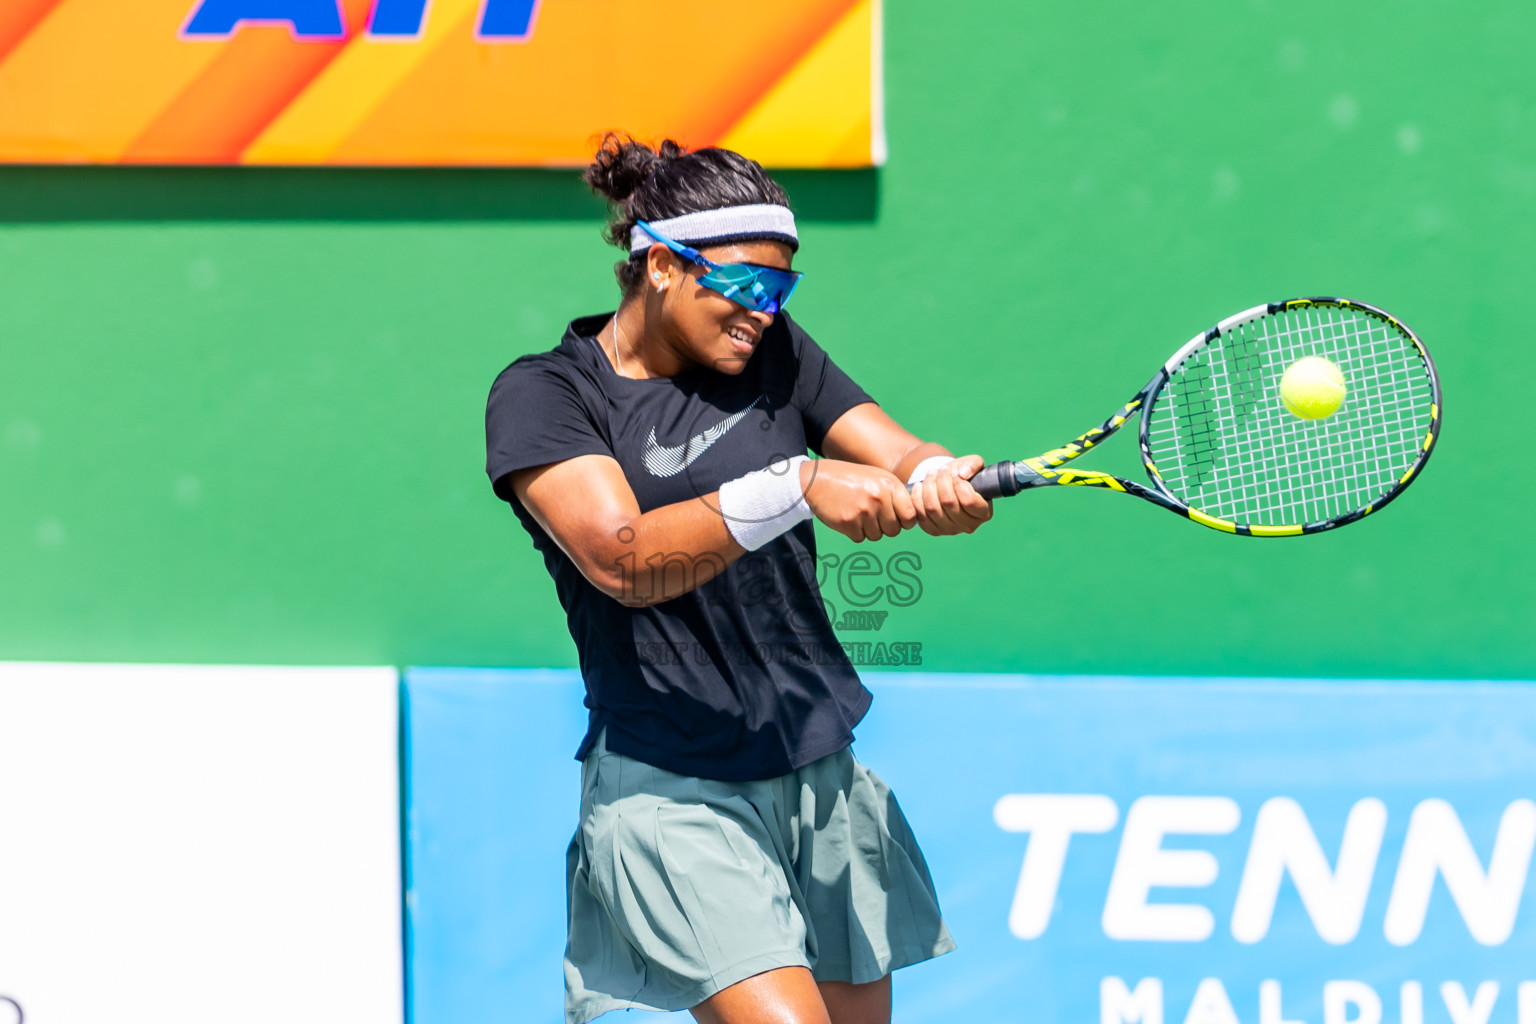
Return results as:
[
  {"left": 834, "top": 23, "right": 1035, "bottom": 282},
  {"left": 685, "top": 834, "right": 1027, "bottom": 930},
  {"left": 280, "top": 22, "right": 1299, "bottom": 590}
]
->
[
  {"left": 241, "top": 0, "right": 481, "bottom": 163},
  {"left": 719, "top": 0, "right": 876, "bottom": 168},
  {"left": 0, "top": 0, "right": 63, "bottom": 64},
  {"left": 0, "top": 0, "right": 224, "bottom": 162},
  {"left": 122, "top": 0, "right": 374, "bottom": 163}
]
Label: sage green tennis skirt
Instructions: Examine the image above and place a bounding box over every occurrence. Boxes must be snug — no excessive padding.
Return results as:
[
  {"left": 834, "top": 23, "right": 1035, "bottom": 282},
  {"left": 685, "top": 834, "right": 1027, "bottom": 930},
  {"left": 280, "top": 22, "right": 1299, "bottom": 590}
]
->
[{"left": 563, "top": 730, "right": 955, "bottom": 1024}]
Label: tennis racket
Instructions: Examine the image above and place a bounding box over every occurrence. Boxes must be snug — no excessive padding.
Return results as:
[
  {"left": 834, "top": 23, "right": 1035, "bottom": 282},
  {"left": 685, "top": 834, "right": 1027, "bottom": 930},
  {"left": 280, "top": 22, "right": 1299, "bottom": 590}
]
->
[{"left": 967, "top": 297, "right": 1441, "bottom": 536}]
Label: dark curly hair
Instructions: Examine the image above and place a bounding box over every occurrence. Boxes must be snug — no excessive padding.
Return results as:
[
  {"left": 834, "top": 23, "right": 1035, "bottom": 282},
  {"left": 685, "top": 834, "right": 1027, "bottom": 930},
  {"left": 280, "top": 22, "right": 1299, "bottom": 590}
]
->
[{"left": 584, "top": 132, "right": 794, "bottom": 295}]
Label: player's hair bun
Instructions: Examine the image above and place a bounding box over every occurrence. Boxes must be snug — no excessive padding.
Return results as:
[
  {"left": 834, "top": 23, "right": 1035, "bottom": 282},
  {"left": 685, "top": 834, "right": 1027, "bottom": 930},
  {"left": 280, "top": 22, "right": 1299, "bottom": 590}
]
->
[
  {"left": 585, "top": 131, "right": 792, "bottom": 295},
  {"left": 583, "top": 133, "right": 683, "bottom": 204}
]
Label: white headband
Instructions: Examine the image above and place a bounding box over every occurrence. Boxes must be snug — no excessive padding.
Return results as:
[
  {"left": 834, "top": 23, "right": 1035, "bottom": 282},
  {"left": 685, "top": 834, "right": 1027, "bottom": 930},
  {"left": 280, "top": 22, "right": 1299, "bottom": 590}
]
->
[{"left": 629, "top": 204, "right": 798, "bottom": 254}]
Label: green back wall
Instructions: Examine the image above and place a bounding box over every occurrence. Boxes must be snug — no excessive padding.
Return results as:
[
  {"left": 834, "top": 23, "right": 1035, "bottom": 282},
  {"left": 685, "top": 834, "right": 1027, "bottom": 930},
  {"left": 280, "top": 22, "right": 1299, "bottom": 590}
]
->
[{"left": 3, "top": 0, "right": 1532, "bottom": 679}]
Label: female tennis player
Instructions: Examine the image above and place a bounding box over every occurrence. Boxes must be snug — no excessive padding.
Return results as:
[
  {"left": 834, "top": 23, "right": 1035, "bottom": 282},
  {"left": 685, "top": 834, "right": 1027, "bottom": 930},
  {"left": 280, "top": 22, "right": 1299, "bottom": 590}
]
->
[{"left": 485, "top": 134, "right": 991, "bottom": 1024}]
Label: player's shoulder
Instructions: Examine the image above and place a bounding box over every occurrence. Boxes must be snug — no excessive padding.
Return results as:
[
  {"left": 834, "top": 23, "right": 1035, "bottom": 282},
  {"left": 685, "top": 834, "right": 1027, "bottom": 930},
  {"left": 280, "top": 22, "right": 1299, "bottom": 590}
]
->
[{"left": 490, "top": 315, "right": 608, "bottom": 397}]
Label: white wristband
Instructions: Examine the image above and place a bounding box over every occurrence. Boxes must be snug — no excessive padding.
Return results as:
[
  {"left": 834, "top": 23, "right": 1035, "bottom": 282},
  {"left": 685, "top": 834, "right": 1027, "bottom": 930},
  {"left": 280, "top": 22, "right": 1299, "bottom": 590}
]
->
[
  {"left": 718, "top": 456, "right": 813, "bottom": 550},
  {"left": 906, "top": 455, "right": 956, "bottom": 487}
]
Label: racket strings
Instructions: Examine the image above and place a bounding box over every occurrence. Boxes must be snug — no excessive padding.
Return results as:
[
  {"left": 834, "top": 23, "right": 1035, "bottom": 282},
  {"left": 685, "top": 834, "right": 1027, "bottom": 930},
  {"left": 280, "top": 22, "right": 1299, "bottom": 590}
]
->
[
  {"left": 1198, "top": 308, "right": 1424, "bottom": 522},
  {"left": 1216, "top": 309, "right": 1422, "bottom": 523},
  {"left": 1145, "top": 305, "right": 1434, "bottom": 526}
]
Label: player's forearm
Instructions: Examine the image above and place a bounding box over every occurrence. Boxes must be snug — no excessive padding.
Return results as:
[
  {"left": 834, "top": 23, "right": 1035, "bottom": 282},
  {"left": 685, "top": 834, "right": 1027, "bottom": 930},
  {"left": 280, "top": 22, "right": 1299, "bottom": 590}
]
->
[{"left": 588, "top": 496, "right": 746, "bottom": 608}]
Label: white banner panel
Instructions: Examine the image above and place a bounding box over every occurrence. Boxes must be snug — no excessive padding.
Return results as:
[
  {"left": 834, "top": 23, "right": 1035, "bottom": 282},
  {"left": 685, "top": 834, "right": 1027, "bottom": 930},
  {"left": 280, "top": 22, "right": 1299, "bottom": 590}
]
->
[{"left": 0, "top": 663, "right": 402, "bottom": 1024}]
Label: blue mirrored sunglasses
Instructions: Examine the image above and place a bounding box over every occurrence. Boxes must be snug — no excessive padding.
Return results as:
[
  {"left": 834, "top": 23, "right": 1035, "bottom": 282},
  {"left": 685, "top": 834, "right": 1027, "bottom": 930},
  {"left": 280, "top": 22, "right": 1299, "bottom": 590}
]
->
[{"left": 636, "top": 220, "right": 803, "bottom": 314}]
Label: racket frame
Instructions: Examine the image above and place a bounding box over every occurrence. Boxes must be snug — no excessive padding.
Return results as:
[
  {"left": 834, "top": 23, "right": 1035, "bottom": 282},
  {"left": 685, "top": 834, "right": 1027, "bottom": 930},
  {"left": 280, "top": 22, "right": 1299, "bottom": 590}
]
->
[{"left": 970, "top": 297, "right": 1442, "bottom": 536}]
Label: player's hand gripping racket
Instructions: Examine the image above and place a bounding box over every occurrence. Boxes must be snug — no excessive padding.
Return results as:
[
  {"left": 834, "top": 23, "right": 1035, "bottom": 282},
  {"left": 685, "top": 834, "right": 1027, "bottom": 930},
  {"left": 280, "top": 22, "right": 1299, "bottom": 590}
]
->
[{"left": 967, "top": 297, "right": 1442, "bottom": 535}]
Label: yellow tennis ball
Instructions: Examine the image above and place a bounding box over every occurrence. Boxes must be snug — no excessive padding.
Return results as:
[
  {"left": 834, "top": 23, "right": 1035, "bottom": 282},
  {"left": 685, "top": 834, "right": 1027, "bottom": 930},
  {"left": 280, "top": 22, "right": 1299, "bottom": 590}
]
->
[{"left": 1280, "top": 356, "right": 1347, "bottom": 420}]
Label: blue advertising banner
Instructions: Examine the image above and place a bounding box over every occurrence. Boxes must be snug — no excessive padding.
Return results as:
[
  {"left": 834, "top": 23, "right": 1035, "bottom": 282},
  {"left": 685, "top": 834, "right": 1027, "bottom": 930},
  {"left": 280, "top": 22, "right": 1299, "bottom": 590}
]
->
[{"left": 402, "top": 671, "right": 1536, "bottom": 1024}]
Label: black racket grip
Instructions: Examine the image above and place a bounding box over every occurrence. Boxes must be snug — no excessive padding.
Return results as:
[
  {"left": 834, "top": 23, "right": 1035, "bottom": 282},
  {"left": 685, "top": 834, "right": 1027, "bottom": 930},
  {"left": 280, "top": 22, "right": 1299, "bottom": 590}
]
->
[{"left": 968, "top": 460, "right": 1023, "bottom": 499}]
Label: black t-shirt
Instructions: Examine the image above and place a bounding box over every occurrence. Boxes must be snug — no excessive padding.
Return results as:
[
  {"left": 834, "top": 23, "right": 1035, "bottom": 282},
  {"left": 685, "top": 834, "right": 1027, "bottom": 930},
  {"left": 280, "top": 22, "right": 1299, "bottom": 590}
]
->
[{"left": 485, "top": 311, "right": 876, "bottom": 781}]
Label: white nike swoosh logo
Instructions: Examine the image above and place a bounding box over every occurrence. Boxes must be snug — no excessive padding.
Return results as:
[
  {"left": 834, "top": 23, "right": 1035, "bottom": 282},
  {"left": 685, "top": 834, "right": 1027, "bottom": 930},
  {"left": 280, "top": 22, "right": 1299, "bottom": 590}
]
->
[{"left": 643, "top": 396, "right": 763, "bottom": 478}]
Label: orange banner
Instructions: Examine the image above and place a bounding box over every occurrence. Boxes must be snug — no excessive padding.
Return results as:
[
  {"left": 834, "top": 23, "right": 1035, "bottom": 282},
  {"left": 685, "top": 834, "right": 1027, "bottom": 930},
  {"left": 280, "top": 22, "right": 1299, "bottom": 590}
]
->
[{"left": 0, "top": 0, "right": 883, "bottom": 167}]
